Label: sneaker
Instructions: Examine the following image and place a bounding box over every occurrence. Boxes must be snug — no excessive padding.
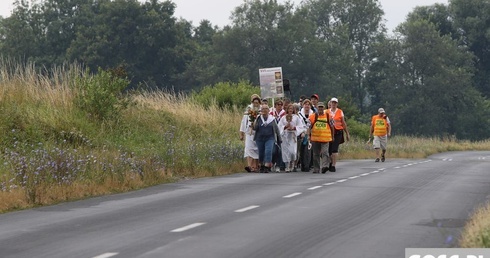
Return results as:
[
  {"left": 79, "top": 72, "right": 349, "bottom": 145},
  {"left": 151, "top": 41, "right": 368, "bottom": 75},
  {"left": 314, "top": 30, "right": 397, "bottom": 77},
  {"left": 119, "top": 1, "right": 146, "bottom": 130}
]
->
[
  {"left": 381, "top": 156, "right": 385, "bottom": 162},
  {"left": 330, "top": 166, "right": 336, "bottom": 172},
  {"left": 245, "top": 166, "right": 252, "bottom": 173},
  {"left": 275, "top": 167, "right": 280, "bottom": 173},
  {"left": 260, "top": 165, "right": 266, "bottom": 173},
  {"left": 329, "top": 163, "right": 333, "bottom": 171},
  {"left": 375, "top": 158, "right": 380, "bottom": 162},
  {"left": 321, "top": 167, "right": 329, "bottom": 174},
  {"left": 265, "top": 167, "right": 271, "bottom": 173}
]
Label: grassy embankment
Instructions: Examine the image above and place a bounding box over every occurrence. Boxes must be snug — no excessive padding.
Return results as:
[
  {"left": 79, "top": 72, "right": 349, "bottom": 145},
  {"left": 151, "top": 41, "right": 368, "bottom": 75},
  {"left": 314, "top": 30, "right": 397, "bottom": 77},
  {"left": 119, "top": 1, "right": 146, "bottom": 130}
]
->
[{"left": 0, "top": 62, "right": 488, "bottom": 247}]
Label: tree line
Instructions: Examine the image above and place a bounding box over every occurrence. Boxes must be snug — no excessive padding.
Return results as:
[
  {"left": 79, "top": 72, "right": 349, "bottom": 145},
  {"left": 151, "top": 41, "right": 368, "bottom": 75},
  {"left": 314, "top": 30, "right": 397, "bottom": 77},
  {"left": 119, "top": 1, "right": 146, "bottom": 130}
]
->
[{"left": 1, "top": 0, "right": 489, "bottom": 140}]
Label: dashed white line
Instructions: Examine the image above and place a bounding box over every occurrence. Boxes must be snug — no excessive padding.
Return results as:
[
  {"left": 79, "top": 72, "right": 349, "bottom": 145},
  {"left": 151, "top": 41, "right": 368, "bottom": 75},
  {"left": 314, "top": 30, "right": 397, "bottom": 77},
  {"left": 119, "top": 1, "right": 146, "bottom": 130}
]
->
[
  {"left": 283, "top": 192, "right": 302, "bottom": 198},
  {"left": 348, "top": 176, "right": 359, "bottom": 179},
  {"left": 93, "top": 253, "right": 118, "bottom": 258},
  {"left": 308, "top": 186, "right": 322, "bottom": 190},
  {"left": 336, "top": 179, "right": 348, "bottom": 183},
  {"left": 171, "top": 223, "right": 206, "bottom": 233},
  {"left": 360, "top": 173, "right": 370, "bottom": 176},
  {"left": 235, "top": 205, "right": 260, "bottom": 213},
  {"left": 323, "top": 182, "right": 336, "bottom": 186}
]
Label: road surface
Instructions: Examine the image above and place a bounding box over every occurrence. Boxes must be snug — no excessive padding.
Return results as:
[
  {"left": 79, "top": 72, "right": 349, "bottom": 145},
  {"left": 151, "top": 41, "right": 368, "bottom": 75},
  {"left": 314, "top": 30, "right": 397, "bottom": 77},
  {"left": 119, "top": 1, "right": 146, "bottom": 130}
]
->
[{"left": 1, "top": 151, "right": 489, "bottom": 258}]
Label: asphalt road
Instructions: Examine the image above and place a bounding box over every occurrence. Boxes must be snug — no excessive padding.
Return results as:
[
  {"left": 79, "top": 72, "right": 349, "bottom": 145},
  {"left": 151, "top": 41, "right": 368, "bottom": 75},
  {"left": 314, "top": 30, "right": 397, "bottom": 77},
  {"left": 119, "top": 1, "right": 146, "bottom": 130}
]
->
[{"left": 1, "top": 151, "right": 489, "bottom": 258}]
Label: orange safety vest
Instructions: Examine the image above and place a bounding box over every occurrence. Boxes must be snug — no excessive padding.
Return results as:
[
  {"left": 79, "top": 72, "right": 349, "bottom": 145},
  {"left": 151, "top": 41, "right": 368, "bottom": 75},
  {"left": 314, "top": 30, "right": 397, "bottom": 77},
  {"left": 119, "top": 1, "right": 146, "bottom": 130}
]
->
[
  {"left": 330, "top": 108, "right": 344, "bottom": 130},
  {"left": 309, "top": 113, "right": 333, "bottom": 142},
  {"left": 372, "top": 115, "right": 388, "bottom": 136}
]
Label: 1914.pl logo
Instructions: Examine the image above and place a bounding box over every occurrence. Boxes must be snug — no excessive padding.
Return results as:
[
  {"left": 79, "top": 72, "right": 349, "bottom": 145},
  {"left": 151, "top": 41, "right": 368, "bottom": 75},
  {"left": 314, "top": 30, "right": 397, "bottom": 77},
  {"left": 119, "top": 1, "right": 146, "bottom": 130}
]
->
[
  {"left": 408, "top": 255, "right": 484, "bottom": 258},
  {"left": 406, "top": 248, "right": 490, "bottom": 258},
  {"left": 408, "top": 254, "right": 485, "bottom": 258}
]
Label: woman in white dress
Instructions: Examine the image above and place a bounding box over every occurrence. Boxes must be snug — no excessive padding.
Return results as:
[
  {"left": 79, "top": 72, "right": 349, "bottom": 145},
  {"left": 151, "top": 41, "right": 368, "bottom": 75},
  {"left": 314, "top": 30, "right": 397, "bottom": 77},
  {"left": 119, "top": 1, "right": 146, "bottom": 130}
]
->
[
  {"left": 278, "top": 104, "right": 307, "bottom": 172},
  {"left": 240, "top": 94, "right": 261, "bottom": 172}
]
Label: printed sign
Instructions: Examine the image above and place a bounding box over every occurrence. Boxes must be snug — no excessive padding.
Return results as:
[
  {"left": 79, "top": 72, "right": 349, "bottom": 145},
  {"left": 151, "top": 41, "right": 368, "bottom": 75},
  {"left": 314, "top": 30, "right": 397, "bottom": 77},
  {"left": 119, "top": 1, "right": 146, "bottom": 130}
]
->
[{"left": 259, "top": 67, "right": 284, "bottom": 99}]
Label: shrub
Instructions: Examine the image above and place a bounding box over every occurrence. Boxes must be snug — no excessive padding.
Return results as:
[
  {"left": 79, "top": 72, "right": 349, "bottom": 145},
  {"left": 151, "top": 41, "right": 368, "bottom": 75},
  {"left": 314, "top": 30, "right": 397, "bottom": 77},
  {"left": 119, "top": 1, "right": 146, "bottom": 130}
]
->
[
  {"left": 347, "top": 118, "right": 370, "bottom": 139},
  {"left": 74, "top": 68, "right": 130, "bottom": 121},
  {"left": 191, "top": 81, "right": 260, "bottom": 109}
]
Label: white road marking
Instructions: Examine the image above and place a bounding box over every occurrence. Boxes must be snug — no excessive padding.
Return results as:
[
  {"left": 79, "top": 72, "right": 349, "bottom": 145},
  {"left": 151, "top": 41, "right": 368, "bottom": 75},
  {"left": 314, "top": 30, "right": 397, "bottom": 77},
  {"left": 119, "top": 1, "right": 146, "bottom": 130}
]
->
[
  {"left": 93, "top": 253, "right": 118, "bottom": 258},
  {"left": 323, "top": 182, "right": 336, "bottom": 186},
  {"left": 336, "top": 179, "right": 348, "bottom": 183},
  {"left": 394, "top": 166, "right": 401, "bottom": 168},
  {"left": 283, "top": 193, "right": 302, "bottom": 198},
  {"left": 235, "top": 205, "right": 260, "bottom": 213},
  {"left": 348, "top": 176, "right": 359, "bottom": 179},
  {"left": 308, "top": 186, "right": 322, "bottom": 190},
  {"left": 371, "top": 170, "right": 380, "bottom": 173},
  {"left": 171, "top": 223, "right": 206, "bottom": 233},
  {"left": 360, "top": 173, "right": 370, "bottom": 176}
]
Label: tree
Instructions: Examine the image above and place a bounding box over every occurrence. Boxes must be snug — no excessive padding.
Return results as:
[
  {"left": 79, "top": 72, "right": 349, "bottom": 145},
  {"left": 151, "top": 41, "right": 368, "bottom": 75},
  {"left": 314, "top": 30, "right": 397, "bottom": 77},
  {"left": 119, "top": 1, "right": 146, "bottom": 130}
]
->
[
  {"left": 302, "top": 0, "right": 386, "bottom": 112},
  {"left": 66, "top": 0, "right": 181, "bottom": 89},
  {"left": 0, "top": 0, "right": 43, "bottom": 62},
  {"left": 385, "top": 19, "right": 489, "bottom": 139},
  {"left": 450, "top": 0, "right": 490, "bottom": 98},
  {"left": 407, "top": 4, "right": 457, "bottom": 38}
]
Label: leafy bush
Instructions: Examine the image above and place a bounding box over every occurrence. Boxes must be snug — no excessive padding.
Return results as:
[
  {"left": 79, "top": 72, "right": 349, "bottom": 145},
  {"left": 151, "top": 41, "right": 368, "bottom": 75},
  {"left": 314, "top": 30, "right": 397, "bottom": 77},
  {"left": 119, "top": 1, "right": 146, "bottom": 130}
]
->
[
  {"left": 347, "top": 118, "right": 370, "bottom": 139},
  {"left": 191, "top": 81, "right": 260, "bottom": 109},
  {"left": 74, "top": 68, "right": 130, "bottom": 121}
]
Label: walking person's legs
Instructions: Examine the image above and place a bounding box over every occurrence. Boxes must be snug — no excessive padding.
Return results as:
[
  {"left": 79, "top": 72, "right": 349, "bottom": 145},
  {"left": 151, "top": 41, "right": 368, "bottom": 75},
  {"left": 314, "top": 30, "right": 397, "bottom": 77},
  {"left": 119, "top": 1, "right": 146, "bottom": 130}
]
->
[
  {"left": 321, "top": 143, "right": 330, "bottom": 173},
  {"left": 311, "top": 142, "right": 321, "bottom": 173},
  {"left": 256, "top": 139, "right": 266, "bottom": 172},
  {"left": 373, "top": 136, "right": 381, "bottom": 162},
  {"left": 263, "top": 138, "right": 275, "bottom": 172},
  {"left": 380, "top": 136, "right": 388, "bottom": 162}
]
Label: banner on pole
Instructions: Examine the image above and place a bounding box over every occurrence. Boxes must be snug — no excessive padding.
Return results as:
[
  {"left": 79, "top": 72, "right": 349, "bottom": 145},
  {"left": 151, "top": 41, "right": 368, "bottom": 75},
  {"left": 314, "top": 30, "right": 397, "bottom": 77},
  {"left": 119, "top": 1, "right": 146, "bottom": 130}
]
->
[{"left": 259, "top": 67, "right": 284, "bottom": 99}]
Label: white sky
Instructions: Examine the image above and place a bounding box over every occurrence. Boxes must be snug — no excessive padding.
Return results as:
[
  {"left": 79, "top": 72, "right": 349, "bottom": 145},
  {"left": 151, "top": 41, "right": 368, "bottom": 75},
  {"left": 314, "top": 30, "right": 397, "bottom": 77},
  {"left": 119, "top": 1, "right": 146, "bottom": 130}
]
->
[{"left": 0, "top": 0, "right": 449, "bottom": 32}]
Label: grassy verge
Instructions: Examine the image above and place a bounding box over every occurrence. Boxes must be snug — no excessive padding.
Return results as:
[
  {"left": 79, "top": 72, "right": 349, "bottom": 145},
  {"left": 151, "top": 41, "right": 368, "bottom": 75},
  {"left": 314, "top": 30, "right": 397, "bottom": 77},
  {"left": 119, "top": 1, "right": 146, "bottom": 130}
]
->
[
  {"left": 459, "top": 203, "right": 490, "bottom": 248},
  {"left": 0, "top": 61, "right": 489, "bottom": 246}
]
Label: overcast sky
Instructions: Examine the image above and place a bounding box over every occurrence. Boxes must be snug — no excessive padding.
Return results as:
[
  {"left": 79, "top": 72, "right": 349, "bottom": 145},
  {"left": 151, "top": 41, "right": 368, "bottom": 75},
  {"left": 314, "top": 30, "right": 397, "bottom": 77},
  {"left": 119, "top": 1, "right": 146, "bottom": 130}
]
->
[{"left": 0, "top": 0, "right": 449, "bottom": 32}]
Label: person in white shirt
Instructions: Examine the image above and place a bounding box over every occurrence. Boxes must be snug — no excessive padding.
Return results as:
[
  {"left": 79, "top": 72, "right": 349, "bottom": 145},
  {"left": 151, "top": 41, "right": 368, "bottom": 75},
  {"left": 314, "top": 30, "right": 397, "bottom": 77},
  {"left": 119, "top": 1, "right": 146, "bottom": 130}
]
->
[
  {"left": 240, "top": 94, "right": 261, "bottom": 172},
  {"left": 278, "top": 104, "right": 306, "bottom": 172}
]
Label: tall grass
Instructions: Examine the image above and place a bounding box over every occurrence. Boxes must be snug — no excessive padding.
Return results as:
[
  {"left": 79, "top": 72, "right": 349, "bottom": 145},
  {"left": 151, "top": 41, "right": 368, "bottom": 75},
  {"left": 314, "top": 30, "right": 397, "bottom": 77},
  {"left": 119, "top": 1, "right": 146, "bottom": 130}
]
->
[
  {"left": 459, "top": 203, "right": 490, "bottom": 247},
  {"left": 0, "top": 60, "right": 244, "bottom": 212}
]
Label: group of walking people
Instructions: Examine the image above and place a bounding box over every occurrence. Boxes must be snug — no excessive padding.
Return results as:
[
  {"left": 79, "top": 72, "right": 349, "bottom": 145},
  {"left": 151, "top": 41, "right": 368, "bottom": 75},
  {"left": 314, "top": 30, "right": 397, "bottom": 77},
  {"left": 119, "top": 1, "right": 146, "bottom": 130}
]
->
[
  {"left": 239, "top": 93, "right": 392, "bottom": 173},
  {"left": 240, "top": 93, "right": 365, "bottom": 174}
]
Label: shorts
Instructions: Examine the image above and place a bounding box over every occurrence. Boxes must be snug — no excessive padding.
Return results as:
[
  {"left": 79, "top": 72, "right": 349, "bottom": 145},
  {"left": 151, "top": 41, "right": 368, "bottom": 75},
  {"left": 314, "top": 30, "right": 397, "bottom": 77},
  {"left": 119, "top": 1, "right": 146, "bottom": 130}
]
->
[
  {"left": 373, "top": 135, "right": 387, "bottom": 150},
  {"left": 329, "top": 130, "right": 343, "bottom": 155}
]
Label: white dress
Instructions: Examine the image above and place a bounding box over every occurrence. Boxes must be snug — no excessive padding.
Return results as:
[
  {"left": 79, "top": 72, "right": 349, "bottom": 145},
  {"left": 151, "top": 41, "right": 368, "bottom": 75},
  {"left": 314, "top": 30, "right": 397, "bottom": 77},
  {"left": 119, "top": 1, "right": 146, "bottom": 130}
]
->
[
  {"left": 240, "top": 114, "right": 259, "bottom": 159},
  {"left": 278, "top": 114, "right": 307, "bottom": 163}
]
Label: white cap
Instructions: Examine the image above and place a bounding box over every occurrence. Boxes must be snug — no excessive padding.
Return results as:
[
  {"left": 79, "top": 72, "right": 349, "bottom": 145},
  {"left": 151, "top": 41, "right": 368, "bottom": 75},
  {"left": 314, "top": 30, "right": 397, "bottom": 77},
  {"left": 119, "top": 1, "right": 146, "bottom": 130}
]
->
[
  {"left": 330, "top": 97, "right": 338, "bottom": 103},
  {"left": 378, "top": 108, "right": 385, "bottom": 113}
]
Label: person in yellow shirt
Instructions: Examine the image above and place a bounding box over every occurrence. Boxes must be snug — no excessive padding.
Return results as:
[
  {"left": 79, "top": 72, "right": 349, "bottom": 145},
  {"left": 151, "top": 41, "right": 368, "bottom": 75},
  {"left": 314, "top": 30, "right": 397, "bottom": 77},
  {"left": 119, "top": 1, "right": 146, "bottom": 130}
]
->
[
  {"left": 309, "top": 102, "right": 334, "bottom": 173},
  {"left": 369, "top": 108, "right": 391, "bottom": 162}
]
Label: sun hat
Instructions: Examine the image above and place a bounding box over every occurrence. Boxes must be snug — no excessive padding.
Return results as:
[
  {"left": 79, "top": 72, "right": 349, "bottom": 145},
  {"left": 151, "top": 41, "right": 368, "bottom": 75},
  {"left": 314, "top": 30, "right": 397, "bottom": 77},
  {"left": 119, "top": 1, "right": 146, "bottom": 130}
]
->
[{"left": 251, "top": 94, "right": 261, "bottom": 102}]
